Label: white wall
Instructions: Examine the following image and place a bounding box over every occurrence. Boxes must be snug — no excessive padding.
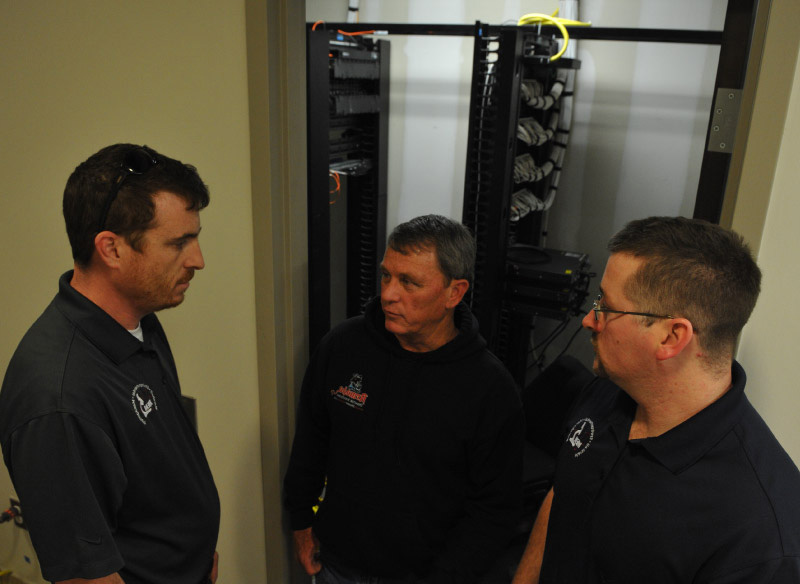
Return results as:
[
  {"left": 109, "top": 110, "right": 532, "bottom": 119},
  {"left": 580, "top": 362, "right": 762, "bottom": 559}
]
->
[
  {"left": 737, "top": 46, "right": 800, "bottom": 464},
  {"left": 0, "top": 2, "right": 268, "bottom": 582},
  {"left": 306, "top": 0, "right": 725, "bottom": 247},
  {"left": 547, "top": 1, "right": 724, "bottom": 264}
]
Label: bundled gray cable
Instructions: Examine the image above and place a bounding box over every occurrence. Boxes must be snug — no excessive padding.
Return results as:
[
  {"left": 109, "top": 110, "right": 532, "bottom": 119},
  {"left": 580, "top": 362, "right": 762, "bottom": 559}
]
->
[
  {"left": 510, "top": 185, "right": 558, "bottom": 221},
  {"left": 517, "top": 110, "right": 560, "bottom": 147},
  {"left": 513, "top": 142, "right": 564, "bottom": 185},
  {"left": 521, "top": 70, "right": 567, "bottom": 110}
]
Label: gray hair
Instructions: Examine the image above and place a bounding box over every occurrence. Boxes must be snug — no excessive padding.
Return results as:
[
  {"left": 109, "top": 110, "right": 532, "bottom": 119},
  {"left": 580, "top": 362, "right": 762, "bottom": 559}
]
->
[{"left": 387, "top": 214, "right": 476, "bottom": 284}]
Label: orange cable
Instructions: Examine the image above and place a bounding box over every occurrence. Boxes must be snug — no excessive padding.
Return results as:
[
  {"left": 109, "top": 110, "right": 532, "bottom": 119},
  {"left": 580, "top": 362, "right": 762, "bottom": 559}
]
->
[
  {"left": 337, "top": 29, "right": 375, "bottom": 36},
  {"left": 329, "top": 171, "right": 341, "bottom": 204}
]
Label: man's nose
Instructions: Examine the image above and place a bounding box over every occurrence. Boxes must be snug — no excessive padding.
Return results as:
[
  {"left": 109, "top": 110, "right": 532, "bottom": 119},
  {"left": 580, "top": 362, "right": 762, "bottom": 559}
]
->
[
  {"left": 381, "top": 278, "right": 399, "bottom": 301},
  {"left": 187, "top": 240, "right": 205, "bottom": 270},
  {"left": 581, "top": 310, "right": 597, "bottom": 331}
]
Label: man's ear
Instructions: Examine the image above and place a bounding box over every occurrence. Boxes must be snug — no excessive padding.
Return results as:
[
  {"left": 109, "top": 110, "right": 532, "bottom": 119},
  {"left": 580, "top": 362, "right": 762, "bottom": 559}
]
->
[
  {"left": 93, "top": 231, "right": 124, "bottom": 269},
  {"left": 655, "top": 318, "right": 694, "bottom": 361},
  {"left": 446, "top": 279, "right": 470, "bottom": 309}
]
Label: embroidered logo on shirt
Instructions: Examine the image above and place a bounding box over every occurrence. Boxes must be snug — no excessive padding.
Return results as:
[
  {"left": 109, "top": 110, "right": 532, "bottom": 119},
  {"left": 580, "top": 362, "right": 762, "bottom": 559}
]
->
[
  {"left": 330, "top": 373, "right": 369, "bottom": 411},
  {"left": 132, "top": 384, "right": 158, "bottom": 425},
  {"left": 567, "top": 418, "right": 594, "bottom": 458}
]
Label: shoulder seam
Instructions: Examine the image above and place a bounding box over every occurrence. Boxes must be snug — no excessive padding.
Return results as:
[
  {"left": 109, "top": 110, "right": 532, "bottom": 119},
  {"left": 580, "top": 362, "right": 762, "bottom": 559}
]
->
[
  {"left": 57, "top": 326, "right": 79, "bottom": 409},
  {"left": 732, "top": 424, "right": 785, "bottom": 553},
  {"left": 6, "top": 409, "right": 116, "bottom": 444}
]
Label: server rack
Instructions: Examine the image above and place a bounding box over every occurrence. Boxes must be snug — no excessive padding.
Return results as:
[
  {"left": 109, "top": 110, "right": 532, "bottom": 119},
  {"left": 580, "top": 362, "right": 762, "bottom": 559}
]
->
[
  {"left": 462, "top": 25, "right": 589, "bottom": 384},
  {"left": 306, "top": 26, "right": 390, "bottom": 349},
  {"left": 461, "top": 25, "right": 522, "bottom": 380}
]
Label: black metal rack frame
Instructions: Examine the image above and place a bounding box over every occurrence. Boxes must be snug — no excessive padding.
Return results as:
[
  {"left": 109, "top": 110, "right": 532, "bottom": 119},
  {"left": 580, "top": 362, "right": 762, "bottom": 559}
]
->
[
  {"left": 461, "top": 25, "right": 523, "bottom": 355},
  {"left": 306, "top": 28, "right": 390, "bottom": 349},
  {"left": 327, "top": 22, "right": 723, "bottom": 44},
  {"left": 461, "top": 25, "right": 588, "bottom": 382}
]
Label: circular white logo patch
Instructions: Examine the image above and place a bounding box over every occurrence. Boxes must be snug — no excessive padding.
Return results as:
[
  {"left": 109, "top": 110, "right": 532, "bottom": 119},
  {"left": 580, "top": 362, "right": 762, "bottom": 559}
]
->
[
  {"left": 132, "top": 384, "right": 158, "bottom": 425},
  {"left": 566, "top": 418, "right": 594, "bottom": 458}
]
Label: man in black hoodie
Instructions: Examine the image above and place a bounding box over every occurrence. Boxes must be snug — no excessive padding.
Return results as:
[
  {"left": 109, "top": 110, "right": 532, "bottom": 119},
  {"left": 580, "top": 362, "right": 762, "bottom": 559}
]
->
[{"left": 284, "top": 215, "right": 524, "bottom": 583}]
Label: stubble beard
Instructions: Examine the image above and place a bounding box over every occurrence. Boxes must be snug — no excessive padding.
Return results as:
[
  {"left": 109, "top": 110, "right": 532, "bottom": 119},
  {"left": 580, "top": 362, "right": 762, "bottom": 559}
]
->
[
  {"left": 591, "top": 333, "right": 609, "bottom": 378},
  {"left": 137, "top": 270, "right": 194, "bottom": 315}
]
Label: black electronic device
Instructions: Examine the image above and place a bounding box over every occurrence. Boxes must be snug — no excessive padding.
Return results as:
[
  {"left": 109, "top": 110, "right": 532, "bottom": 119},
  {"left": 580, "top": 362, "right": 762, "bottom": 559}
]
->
[
  {"left": 505, "top": 245, "right": 590, "bottom": 320},
  {"left": 506, "top": 245, "right": 588, "bottom": 288},
  {"left": 508, "top": 282, "right": 572, "bottom": 303}
]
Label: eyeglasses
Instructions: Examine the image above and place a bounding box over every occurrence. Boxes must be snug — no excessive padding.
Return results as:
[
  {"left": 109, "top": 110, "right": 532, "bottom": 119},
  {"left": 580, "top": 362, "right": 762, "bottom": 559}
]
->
[
  {"left": 97, "top": 146, "right": 159, "bottom": 232},
  {"left": 591, "top": 295, "right": 674, "bottom": 323}
]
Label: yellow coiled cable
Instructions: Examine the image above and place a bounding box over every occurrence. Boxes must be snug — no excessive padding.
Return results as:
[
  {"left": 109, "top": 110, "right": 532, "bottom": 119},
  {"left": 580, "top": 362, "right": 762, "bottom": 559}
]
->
[{"left": 517, "top": 10, "right": 592, "bottom": 62}]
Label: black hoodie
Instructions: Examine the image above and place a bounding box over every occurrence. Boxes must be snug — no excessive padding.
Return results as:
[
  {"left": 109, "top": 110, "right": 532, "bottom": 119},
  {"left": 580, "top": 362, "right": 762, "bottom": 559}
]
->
[{"left": 284, "top": 298, "right": 524, "bottom": 583}]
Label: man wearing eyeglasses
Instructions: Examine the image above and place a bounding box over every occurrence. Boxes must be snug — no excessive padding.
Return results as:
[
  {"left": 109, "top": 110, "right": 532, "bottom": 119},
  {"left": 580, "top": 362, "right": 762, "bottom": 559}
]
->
[
  {"left": 0, "top": 144, "right": 220, "bottom": 584},
  {"left": 513, "top": 216, "right": 800, "bottom": 583}
]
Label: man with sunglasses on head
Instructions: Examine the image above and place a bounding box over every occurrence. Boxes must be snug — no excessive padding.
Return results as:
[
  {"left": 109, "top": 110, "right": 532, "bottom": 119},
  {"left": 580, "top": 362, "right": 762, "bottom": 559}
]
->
[
  {"left": 0, "top": 144, "right": 219, "bottom": 584},
  {"left": 513, "top": 216, "right": 800, "bottom": 584}
]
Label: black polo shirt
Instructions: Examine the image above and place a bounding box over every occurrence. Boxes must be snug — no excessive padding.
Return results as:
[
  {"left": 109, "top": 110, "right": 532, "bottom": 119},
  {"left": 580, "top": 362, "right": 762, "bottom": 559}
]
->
[
  {"left": 540, "top": 362, "right": 800, "bottom": 583},
  {"left": 0, "top": 272, "right": 219, "bottom": 584}
]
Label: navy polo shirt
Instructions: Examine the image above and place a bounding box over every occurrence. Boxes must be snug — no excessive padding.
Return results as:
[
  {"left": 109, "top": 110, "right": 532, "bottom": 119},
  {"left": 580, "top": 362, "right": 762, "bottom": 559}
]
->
[
  {"left": 0, "top": 272, "right": 219, "bottom": 584},
  {"left": 541, "top": 362, "right": 800, "bottom": 583}
]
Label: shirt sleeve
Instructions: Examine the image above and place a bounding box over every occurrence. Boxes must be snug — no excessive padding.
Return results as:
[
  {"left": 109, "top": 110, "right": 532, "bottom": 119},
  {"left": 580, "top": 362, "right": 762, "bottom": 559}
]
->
[
  {"left": 5, "top": 412, "right": 127, "bottom": 582},
  {"left": 283, "top": 345, "right": 332, "bottom": 530}
]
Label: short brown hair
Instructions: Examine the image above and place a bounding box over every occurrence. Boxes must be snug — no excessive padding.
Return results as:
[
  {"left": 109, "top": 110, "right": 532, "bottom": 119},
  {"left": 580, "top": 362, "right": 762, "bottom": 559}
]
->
[
  {"left": 63, "top": 143, "right": 210, "bottom": 266},
  {"left": 608, "top": 216, "right": 761, "bottom": 361}
]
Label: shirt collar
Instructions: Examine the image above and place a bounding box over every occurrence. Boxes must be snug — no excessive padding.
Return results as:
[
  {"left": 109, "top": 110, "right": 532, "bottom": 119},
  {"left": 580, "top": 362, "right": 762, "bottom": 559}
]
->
[
  {"left": 605, "top": 388, "right": 637, "bottom": 448},
  {"left": 636, "top": 361, "right": 748, "bottom": 474},
  {"left": 53, "top": 270, "right": 158, "bottom": 364}
]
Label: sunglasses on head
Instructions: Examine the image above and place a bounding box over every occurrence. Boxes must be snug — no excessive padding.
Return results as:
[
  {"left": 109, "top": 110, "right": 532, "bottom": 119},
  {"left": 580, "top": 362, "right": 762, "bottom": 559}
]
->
[{"left": 97, "top": 146, "right": 159, "bottom": 232}]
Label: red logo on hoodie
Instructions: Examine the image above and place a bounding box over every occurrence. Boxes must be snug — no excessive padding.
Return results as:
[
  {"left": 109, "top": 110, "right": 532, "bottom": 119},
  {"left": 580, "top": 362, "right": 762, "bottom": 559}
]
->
[{"left": 331, "top": 373, "right": 369, "bottom": 411}]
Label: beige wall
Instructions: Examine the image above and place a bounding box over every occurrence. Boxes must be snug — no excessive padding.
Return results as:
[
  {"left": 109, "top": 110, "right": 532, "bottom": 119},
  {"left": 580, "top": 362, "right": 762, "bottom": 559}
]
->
[
  {"left": 737, "top": 5, "right": 800, "bottom": 463},
  {"left": 245, "top": 0, "right": 309, "bottom": 582},
  {"left": 714, "top": 0, "right": 800, "bottom": 466},
  {"left": 727, "top": 0, "right": 800, "bottom": 251},
  {"left": 0, "top": 1, "right": 305, "bottom": 582}
]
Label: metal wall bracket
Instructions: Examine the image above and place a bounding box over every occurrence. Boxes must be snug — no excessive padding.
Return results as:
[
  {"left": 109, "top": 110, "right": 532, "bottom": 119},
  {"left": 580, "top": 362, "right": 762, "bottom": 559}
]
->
[{"left": 708, "top": 88, "right": 741, "bottom": 153}]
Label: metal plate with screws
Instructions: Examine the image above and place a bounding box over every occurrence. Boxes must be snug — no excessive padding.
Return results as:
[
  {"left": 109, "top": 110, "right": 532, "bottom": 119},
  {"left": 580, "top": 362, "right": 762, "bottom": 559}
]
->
[{"left": 708, "top": 88, "right": 741, "bottom": 153}]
